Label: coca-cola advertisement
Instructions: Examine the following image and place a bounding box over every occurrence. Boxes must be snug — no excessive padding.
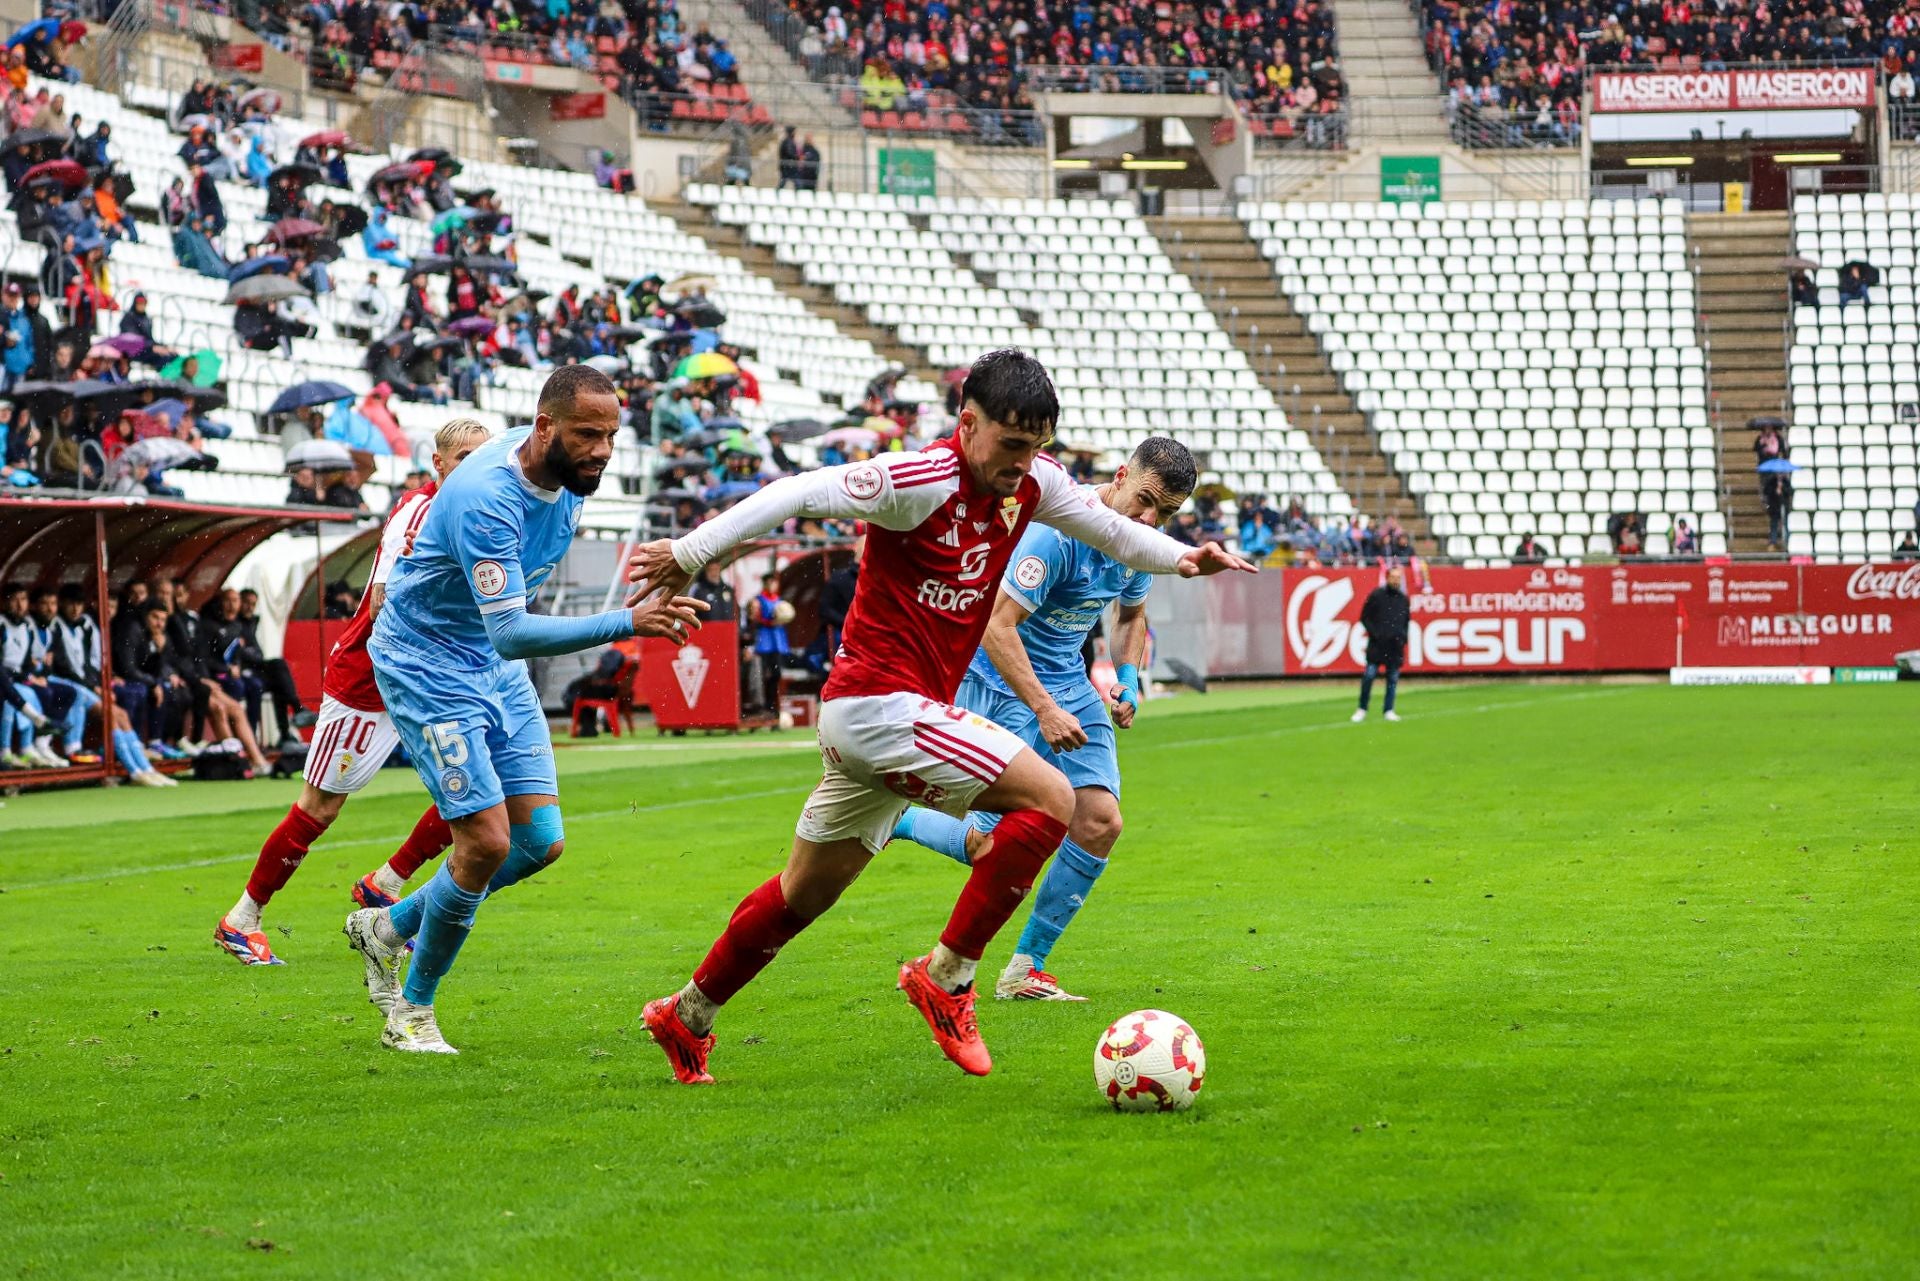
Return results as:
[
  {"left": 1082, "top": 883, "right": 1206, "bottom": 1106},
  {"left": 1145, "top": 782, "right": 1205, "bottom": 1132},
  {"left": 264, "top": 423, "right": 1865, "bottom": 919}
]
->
[{"left": 1267, "top": 563, "right": 1920, "bottom": 676}]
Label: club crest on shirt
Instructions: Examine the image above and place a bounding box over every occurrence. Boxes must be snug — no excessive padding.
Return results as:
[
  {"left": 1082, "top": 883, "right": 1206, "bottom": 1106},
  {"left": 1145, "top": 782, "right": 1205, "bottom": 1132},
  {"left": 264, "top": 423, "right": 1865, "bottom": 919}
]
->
[
  {"left": 844, "top": 463, "right": 883, "bottom": 500},
  {"left": 471, "top": 560, "right": 508, "bottom": 597},
  {"left": 999, "top": 498, "right": 1021, "bottom": 531}
]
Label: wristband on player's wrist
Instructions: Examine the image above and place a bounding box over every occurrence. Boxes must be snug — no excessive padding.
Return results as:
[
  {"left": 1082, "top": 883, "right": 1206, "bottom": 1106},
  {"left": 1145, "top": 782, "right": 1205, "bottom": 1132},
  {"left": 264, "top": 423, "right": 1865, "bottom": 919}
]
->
[{"left": 1115, "top": 663, "right": 1141, "bottom": 706}]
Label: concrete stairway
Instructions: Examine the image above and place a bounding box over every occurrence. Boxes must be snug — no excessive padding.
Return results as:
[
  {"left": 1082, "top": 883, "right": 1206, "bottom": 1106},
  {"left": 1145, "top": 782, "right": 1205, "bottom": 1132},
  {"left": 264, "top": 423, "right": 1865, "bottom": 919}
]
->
[
  {"left": 649, "top": 194, "right": 943, "bottom": 390},
  {"left": 1333, "top": 0, "right": 1452, "bottom": 149},
  {"left": 1149, "top": 215, "right": 1432, "bottom": 543},
  {"left": 1689, "top": 211, "right": 1791, "bottom": 551}
]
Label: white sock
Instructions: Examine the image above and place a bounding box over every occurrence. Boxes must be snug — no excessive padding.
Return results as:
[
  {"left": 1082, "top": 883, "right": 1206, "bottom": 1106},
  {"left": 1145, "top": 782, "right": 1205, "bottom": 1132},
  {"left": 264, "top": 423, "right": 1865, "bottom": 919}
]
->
[
  {"left": 372, "top": 864, "right": 407, "bottom": 897},
  {"left": 676, "top": 980, "right": 718, "bottom": 1036},
  {"left": 927, "top": 943, "right": 978, "bottom": 993},
  {"left": 228, "top": 891, "right": 263, "bottom": 932},
  {"left": 35, "top": 736, "right": 57, "bottom": 758}
]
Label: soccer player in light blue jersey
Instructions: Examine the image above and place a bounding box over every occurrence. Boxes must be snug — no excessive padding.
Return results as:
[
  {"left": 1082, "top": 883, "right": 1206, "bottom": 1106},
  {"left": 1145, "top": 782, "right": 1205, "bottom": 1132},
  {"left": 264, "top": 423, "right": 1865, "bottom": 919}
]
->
[
  {"left": 343, "top": 366, "right": 707, "bottom": 1054},
  {"left": 891, "top": 437, "right": 1196, "bottom": 1001}
]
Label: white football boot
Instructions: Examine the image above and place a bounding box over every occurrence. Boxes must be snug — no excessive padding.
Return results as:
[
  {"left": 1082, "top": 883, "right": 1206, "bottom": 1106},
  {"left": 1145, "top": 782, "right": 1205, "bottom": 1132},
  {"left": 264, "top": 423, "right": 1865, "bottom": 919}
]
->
[
  {"left": 343, "top": 907, "right": 405, "bottom": 1014},
  {"left": 995, "top": 954, "right": 1087, "bottom": 1002},
  {"left": 1350, "top": 708, "right": 1367, "bottom": 723},
  {"left": 1384, "top": 710, "right": 1402, "bottom": 722},
  {"left": 381, "top": 998, "right": 458, "bottom": 1055}
]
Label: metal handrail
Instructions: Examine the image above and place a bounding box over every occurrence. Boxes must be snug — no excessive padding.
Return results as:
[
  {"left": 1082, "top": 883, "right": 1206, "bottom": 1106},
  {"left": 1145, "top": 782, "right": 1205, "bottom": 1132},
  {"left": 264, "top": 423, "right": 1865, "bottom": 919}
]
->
[{"left": 1024, "top": 66, "right": 1228, "bottom": 96}]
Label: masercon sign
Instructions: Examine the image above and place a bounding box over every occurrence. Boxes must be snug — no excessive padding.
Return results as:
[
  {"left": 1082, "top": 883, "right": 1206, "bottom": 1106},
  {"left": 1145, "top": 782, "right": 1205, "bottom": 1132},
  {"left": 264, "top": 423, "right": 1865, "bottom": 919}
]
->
[{"left": 1592, "top": 68, "right": 1876, "bottom": 113}]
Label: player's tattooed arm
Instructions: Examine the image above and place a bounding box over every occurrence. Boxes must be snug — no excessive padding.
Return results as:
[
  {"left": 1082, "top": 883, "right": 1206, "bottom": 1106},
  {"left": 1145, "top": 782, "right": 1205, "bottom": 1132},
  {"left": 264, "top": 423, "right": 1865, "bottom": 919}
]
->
[{"left": 982, "top": 589, "right": 1087, "bottom": 753}]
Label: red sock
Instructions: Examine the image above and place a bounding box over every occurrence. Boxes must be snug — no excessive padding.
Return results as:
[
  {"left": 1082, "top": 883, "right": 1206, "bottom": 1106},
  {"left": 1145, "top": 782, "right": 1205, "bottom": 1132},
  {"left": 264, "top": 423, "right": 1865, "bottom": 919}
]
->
[
  {"left": 940, "top": 808, "right": 1068, "bottom": 960},
  {"left": 245, "top": 804, "right": 330, "bottom": 904},
  {"left": 387, "top": 806, "right": 453, "bottom": 879},
  {"left": 691, "top": 875, "right": 810, "bottom": 1005}
]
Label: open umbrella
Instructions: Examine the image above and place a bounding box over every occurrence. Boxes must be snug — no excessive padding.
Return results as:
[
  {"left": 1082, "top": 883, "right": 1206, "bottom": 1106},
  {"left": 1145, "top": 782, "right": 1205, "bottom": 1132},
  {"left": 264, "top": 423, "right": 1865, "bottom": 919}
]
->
[
  {"left": 431, "top": 206, "right": 476, "bottom": 235},
  {"left": 673, "top": 352, "right": 739, "bottom": 380},
  {"left": 228, "top": 254, "right": 291, "bottom": 283},
  {"left": 1779, "top": 255, "right": 1819, "bottom": 272},
  {"left": 770, "top": 418, "right": 831, "bottom": 442},
  {"left": 101, "top": 333, "right": 148, "bottom": 358},
  {"left": 141, "top": 397, "right": 187, "bottom": 429},
  {"left": 678, "top": 426, "right": 734, "bottom": 450},
  {"left": 705, "top": 478, "right": 766, "bottom": 504},
  {"left": 585, "top": 354, "right": 626, "bottom": 376},
  {"left": 1, "top": 127, "right": 62, "bottom": 154},
  {"left": 178, "top": 113, "right": 216, "bottom": 135},
  {"left": 458, "top": 253, "right": 517, "bottom": 279},
  {"left": 1749, "top": 415, "right": 1788, "bottom": 431},
  {"left": 300, "top": 129, "right": 352, "bottom": 149},
  {"left": 85, "top": 341, "right": 126, "bottom": 363},
  {"left": 21, "top": 158, "right": 85, "bottom": 192},
  {"left": 6, "top": 18, "right": 58, "bottom": 48},
  {"left": 323, "top": 205, "right": 368, "bottom": 237},
  {"left": 1757, "top": 458, "right": 1800, "bottom": 474},
  {"left": 445, "top": 315, "right": 495, "bottom": 339},
  {"left": 159, "top": 350, "right": 222, "bottom": 386},
  {"left": 68, "top": 381, "right": 147, "bottom": 417},
  {"left": 237, "top": 87, "right": 283, "bottom": 115},
  {"left": 674, "top": 299, "right": 727, "bottom": 329},
  {"left": 267, "top": 161, "right": 322, "bottom": 188},
  {"left": 118, "top": 436, "right": 202, "bottom": 474},
  {"left": 225, "top": 274, "right": 310, "bottom": 305},
  {"left": 266, "top": 218, "right": 326, "bottom": 245},
  {"left": 653, "top": 487, "right": 710, "bottom": 509},
  {"left": 285, "top": 438, "right": 355, "bottom": 472},
  {"left": 269, "top": 380, "right": 356, "bottom": 414},
  {"left": 368, "top": 160, "right": 432, "bottom": 189},
  {"left": 408, "top": 146, "right": 453, "bottom": 165},
  {"left": 653, "top": 458, "right": 710, "bottom": 482},
  {"left": 163, "top": 382, "right": 227, "bottom": 410},
  {"left": 403, "top": 254, "right": 455, "bottom": 278},
  {"left": 818, "top": 426, "right": 880, "bottom": 451}
]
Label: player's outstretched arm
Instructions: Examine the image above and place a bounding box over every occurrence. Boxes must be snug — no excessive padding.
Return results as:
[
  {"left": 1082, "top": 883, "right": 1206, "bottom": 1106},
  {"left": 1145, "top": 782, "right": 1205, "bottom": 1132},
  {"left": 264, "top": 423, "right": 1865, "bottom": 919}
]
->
[
  {"left": 981, "top": 588, "right": 1087, "bottom": 753},
  {"left": 1032, "top": 461, "right": 1257, "bottom": 578},
  {"left": 626, "top": 453, "right": 946, "bottom": 600}
]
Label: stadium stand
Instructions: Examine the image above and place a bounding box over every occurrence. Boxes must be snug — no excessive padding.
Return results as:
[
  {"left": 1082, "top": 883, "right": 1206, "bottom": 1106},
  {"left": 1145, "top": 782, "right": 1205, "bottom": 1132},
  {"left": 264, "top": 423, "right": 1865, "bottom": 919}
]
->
[
  {"left": 1237, "top": 196, "right": 1726, "bottom": 561},
  {"left": 5, "top": 68, "right": 924, "bottom": 536},
  {"left": 1785, "top": 192, "right": 1920, "bottom": 561},
  {"left": 692, "top": 182, "right": 1358, "bottom": 521},
  {"left": 747, "top": 0, "right": 1347, "bottom": 121}
]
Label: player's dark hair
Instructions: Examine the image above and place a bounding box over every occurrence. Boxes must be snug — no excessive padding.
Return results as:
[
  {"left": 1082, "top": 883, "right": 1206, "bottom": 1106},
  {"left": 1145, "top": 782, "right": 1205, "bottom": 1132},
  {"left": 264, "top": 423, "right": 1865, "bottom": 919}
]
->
[
  {"left": 1130, "top": 436, "right": 1197, "bottom": 497},
  {"left": 961, "top": 348, "right": 1058, "bottom": 438},
  {"left": 1, "top": 581, "right": 24, "bottom": 597},
  {"left": 57, "top": 583, "right": 86, "bottom": 604},
  {"left": 537, "top": 363, "right": 618, "bottom": 418}
]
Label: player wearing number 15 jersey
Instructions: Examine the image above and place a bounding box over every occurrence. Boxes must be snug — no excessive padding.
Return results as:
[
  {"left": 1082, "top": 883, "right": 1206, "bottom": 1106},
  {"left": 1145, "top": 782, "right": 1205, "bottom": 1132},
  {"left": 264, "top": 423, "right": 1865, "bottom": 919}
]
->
[
  {"left": 214, "top": 418, "right": 492, "bottom": 968},
  {"left": 626, "top": 349, "right": 1255, "bottom": 1085},
  {"left": 342, "top": 366, "right": 707, "bottom": 1055}
]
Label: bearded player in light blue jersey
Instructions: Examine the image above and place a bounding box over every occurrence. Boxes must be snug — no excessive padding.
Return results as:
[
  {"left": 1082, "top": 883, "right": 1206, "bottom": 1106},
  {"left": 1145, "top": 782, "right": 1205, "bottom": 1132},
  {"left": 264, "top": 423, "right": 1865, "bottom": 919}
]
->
[
  {"left": 343, "top": 365, "right": 707, "bottom": 1054},
  {"left": 891, "top": 437, "right": 1195, "bottom": 1001}
]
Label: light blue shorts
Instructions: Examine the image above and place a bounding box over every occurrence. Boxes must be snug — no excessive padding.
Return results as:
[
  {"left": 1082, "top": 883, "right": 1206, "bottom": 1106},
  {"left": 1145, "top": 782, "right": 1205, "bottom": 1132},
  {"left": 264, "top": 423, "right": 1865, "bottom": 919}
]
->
[
  {"left": 373, "top": 640, "right": 556, "bottom": 819},
  {"left": 954, "top": 670, "right": 1121, "bottom": 798}
]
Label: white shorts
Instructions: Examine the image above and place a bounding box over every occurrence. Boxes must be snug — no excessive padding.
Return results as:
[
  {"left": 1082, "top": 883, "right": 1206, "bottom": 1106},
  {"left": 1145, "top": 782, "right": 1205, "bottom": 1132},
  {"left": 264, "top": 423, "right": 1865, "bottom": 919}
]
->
[
  {"left": 798, "top": 691, "right": 1031, "bottom": 854},
  {"left": 302, "top": 696, "right": 401, "bottom": 795}
]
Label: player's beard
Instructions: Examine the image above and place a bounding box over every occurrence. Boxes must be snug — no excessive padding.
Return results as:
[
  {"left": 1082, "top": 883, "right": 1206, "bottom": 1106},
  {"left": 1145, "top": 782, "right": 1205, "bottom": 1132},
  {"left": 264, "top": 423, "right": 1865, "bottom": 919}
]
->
[{"left": 544, "top": 437, "right": 604, "bottom": 496}]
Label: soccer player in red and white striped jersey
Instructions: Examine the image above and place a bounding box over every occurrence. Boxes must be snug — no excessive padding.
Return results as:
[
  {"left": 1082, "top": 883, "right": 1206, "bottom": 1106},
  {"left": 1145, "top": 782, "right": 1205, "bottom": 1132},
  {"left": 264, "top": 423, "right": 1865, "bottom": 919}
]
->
[
  {"left": 628, "top": 350, "right": 1253, "bottom": 1081},
  {"left": 214, "top": 419, "right": 492, "bottom": 966}
]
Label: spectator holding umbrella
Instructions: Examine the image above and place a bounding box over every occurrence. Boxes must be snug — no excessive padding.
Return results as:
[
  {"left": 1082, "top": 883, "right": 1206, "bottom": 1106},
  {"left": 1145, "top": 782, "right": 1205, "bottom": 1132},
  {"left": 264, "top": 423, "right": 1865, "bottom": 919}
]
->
[
  {"left": 1352, "top": 567, "right": 1410, "bottom": 724},
  {"left": 1839, "top": 260, "right": 1877, "bottom": 307}
]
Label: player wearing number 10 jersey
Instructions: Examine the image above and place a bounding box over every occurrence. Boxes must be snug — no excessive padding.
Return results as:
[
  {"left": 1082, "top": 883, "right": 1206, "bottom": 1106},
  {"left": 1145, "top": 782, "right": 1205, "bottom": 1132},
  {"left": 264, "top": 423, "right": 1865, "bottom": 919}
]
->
[
  {"left": 214, "top": 418, "right": 492, "bottom": 968},
  {"left": 342, "top": 366, "right": 707, "bottom": 1056},
  {"left": 627, "top": 349, "right": 1255, "bottom": 1084}
]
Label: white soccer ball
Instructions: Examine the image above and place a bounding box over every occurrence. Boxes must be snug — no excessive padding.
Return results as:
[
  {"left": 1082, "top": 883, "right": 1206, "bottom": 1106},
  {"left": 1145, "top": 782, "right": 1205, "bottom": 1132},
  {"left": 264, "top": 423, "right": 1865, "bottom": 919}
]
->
[
  {"left": 1093, "top": 1009, "right": 1206, "bottom": 1112},
  {"left": 771, "top": 600, "right": 796, "bottom": 625}
]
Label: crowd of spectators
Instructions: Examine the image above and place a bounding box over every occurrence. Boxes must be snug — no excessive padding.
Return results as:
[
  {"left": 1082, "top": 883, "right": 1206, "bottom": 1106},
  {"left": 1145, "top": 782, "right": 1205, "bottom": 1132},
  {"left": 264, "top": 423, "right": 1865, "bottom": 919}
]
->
[
  {"left": 1227, "top": 492, "right": 1415, "bottom": 563},
  {"left": 778, "top": 0, "right": 1344, "bottom": 127},
  {"left": 0, "top": 574, "right": 313, "bottom": 779},
  {"left": 1421, "top": 0, "right": 1920, "bottom": 148}
]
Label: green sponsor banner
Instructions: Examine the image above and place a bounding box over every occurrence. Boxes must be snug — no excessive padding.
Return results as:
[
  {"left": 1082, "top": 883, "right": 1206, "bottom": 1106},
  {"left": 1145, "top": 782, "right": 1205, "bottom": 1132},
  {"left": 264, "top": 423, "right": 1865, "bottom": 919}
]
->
[
  {"left": 877, "top": 148, "right": 936, "bottom": 197},
  {"left": 1381, "top": 155, "right": 1442, "bottom": 205},
  {"left": 1834, "top": 666, "right": 1900, "bottom": 683}
]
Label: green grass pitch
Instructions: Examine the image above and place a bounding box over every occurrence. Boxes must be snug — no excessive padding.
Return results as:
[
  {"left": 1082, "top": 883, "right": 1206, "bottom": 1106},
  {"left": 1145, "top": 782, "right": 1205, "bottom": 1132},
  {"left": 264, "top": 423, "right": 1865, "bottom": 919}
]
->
[{"left": 1, "top": 680, "right": 1915, "bottom": 1279}]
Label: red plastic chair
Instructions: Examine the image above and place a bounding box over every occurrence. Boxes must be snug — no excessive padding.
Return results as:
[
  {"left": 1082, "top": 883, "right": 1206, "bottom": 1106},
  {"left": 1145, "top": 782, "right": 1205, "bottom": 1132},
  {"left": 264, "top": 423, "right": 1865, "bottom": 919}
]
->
[{"left": 571, "top": 697, "right": 622, "bottom": 738}]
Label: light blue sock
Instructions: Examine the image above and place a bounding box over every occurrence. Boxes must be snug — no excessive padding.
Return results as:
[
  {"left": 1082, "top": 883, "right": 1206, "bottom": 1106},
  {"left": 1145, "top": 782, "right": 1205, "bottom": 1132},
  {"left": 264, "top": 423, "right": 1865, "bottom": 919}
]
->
[
  {"left": 400, "top": 865, "right": 486, "bottom": 1006},
  {"left": 892, "top": 808, "right": 980, "bottom": 865},
  {"left": 112, "top": 729, "right": 151, "bottom": 775},
  {"left": 1012, "top": 838, "right": 1107, "bottom": 970}
]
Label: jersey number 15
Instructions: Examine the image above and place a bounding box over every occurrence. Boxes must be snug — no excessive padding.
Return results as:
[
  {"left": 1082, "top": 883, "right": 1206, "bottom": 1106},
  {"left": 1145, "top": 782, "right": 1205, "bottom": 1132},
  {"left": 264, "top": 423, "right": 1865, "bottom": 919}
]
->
[{"left": 421, "top": 721, "right": 469, "bottom": 769}]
